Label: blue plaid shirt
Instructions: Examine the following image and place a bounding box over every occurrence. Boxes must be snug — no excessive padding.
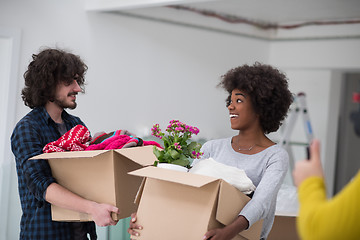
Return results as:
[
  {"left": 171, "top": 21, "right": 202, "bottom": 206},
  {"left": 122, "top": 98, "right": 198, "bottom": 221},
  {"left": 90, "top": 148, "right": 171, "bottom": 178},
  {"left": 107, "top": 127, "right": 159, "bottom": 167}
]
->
[{"left": 11, "top": 107, "right": 96, "bottom": 240}]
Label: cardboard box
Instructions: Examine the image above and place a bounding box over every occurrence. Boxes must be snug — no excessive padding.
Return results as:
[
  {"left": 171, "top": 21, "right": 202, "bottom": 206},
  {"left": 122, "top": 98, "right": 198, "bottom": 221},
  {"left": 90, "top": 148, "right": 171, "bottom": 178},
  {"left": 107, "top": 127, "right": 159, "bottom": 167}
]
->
[
  {"left": 129, "top": 166, "right": 263, "bottom": 240},
  {"left": 268, "top": 213, "right": 299, "bottom": 240},
  {"left": 31, "top": 146, "right": 157, "bottom": 221}
]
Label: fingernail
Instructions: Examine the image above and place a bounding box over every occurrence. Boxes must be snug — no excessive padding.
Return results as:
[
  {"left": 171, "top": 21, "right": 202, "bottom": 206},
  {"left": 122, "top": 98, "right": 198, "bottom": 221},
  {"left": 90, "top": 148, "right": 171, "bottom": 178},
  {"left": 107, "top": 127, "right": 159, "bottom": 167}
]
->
[
  {"left": 139, "top": 226, "right": 143, "bottom": 230},
  {"left": 132, "top": 218, "right": 136, "bottom": 222},
  {"left": 136, "top": 233, "right": 139, "bottom": 236}
]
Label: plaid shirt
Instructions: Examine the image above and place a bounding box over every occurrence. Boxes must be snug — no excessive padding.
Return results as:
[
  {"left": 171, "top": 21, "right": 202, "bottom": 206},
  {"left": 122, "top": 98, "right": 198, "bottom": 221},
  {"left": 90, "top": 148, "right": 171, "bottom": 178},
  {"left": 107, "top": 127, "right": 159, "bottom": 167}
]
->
[{"left": 11, "top": 107, "right": 96, "bottom": 240}]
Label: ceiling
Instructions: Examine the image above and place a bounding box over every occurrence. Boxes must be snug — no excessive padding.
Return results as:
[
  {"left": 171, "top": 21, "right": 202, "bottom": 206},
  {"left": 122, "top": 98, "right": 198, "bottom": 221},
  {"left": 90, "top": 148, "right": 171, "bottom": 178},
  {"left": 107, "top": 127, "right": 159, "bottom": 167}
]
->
[{"left": 86, "top": 0, "right": 360, "bottom": 40}]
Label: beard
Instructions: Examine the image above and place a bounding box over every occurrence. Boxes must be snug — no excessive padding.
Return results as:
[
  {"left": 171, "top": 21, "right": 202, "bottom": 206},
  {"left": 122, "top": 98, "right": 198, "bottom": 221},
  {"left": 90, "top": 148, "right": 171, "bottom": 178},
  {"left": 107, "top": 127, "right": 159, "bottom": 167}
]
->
[{"left": 53, "top": 92, "right": 78, "bottom": 110}]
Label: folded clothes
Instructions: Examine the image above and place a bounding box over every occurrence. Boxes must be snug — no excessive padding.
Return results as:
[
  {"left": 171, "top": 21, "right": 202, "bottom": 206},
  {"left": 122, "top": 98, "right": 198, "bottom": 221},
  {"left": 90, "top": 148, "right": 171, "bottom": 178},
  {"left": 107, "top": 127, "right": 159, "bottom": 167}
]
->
[
  {"left": 86, "top": 134, "right": 161, "bottom": 151},
  {"left": 189, "top": 158, "right": 256, "bottom": 194},
  {"left": 86, "top": 135, "right": 137, "bottom": 150},
  {"left": 43, "top": 125, "right": 162, "bottom": 153},
  {"left": 90, "top": 129, "right": 136, "bottom": 145},
  {"left": 43, "top": 125, "right": 90, "bottom": 153}
]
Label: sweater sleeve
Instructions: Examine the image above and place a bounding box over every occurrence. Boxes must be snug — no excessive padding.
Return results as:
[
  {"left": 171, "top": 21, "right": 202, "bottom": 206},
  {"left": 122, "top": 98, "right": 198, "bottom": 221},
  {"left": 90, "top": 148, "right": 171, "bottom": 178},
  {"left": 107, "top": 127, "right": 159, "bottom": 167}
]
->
[
  {"left": 297, "top": 171, "right": 360, "bottom": 240},
  {"left": 239, "top": 148, "right": 288, "bottom": 227}
]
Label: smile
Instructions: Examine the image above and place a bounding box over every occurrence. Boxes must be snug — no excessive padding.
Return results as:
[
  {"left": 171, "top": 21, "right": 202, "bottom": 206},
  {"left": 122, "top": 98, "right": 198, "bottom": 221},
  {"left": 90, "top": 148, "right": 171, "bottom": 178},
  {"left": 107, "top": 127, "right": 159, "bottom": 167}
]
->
[
  {"left": 68, "top": 92, "right": 77, "bottom": 98},
  {"left": 230, "top": 114, "right": 238, "bottom": 118}
]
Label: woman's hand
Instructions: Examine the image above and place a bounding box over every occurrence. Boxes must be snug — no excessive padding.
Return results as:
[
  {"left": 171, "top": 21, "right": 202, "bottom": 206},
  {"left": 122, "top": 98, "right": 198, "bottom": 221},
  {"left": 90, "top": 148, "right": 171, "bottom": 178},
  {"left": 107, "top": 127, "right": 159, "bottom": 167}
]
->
[
  {"left": 203, "top": 215, "right": 248, "bottom": 240},
  {"left": 204, "top": 228, "right": 234, "bottom": 240},
  {"left": 293, "top": 139, "right": 324, "bottom": 187},
  {"left": 127, "top": 212, "right": 143, "bottom": 239}
]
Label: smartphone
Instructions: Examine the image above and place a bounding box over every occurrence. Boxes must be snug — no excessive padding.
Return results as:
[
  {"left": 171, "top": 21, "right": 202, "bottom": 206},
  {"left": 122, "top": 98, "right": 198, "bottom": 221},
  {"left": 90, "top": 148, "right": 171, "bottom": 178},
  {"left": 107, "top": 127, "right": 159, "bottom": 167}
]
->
[{"left": 306, "top": 145, "right": 310, "bottom": 160}]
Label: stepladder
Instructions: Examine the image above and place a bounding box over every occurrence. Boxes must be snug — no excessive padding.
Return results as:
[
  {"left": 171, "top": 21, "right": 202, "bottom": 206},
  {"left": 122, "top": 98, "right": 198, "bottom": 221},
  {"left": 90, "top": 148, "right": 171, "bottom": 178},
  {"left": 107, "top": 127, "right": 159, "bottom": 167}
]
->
[{"left": 278, "top": 92, "right": 314, "bottom": 175}]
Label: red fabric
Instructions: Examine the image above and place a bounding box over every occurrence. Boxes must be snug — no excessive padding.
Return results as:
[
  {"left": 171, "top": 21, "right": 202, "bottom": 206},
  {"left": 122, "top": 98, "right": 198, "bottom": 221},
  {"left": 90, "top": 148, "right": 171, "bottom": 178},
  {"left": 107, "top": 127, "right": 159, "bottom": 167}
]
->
[
  {"left": 43, "top": 125, "right": 90, "bottom": 153},
  {"left": 86, "top": 135, "right": 133, "bottom": 150},
  {"left": 86, "top": 135, "right": 162, "bottom": 150}
]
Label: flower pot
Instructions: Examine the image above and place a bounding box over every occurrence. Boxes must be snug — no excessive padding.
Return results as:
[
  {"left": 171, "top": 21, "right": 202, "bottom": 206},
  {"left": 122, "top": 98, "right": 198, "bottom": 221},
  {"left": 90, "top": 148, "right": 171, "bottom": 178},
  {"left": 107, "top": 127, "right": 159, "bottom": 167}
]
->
[{"left": 157, "top": 163, "right": 188, "bottom": 172}]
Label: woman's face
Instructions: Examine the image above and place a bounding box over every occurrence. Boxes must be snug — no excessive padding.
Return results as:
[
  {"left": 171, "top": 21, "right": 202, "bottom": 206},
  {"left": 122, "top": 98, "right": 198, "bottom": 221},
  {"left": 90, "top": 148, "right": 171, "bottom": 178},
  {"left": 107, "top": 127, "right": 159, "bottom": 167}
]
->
[{"left": 228, "top": 89, "right": 259, "bottom": 131}]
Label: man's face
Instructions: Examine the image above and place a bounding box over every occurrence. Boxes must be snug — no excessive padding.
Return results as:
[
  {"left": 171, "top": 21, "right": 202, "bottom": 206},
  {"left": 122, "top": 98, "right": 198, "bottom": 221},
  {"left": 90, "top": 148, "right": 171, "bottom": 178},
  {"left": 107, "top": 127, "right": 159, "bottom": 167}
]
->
[{"left": 54, "top": 77, "right": 82, "bottom": 110}]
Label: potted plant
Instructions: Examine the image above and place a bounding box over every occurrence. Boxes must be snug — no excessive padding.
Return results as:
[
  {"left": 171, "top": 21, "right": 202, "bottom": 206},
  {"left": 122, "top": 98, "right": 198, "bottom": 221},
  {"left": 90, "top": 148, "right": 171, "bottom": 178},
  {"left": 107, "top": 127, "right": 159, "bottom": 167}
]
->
[{"left": 151, "top": 120, "right": 203, "bottom": 171}]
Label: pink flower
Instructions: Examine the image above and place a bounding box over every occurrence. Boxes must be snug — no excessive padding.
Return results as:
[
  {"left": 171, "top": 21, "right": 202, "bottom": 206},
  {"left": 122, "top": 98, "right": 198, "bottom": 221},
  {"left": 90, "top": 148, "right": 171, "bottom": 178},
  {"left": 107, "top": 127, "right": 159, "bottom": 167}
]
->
[
  {"left": 152, "top": 120, "right": 202, "bottom": 161},
  {"left": 174, "top": 142, "right": 182, "bottom": 150}
]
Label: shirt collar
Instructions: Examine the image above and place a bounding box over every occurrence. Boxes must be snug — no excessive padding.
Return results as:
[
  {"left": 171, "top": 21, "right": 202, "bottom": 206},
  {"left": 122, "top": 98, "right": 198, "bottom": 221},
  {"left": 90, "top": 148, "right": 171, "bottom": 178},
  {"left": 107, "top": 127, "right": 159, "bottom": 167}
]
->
[{"left": 37, "top": 106, "right": 71, "bottom": 125}]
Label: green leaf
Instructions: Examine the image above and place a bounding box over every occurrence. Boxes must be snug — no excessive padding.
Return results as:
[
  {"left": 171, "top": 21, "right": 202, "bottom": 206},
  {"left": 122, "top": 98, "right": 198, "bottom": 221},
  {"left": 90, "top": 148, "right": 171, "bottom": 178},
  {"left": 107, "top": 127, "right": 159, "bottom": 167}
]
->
[
  {"left": 188, "top": 141, "right": 202, "bottom": 151},
  {"left": 163, "top": 137, "right": 170, "bottom": 149},
  {"left": 153, "top": 146, "right": 164, "bottom": 161},
  {"left": 182, "top": 146, "right": 190, "bottom": 156},
  {"left": 171, "top": 158, "right": 190, "bottom": 167},
  {"left": 163, "top": 151, "right": 172, "bottom": 163},
  {"left": 178, "top": 154, "right": 189, "bottom": 162},
  {"left": 169, "top": 149, "right": 180, "bottom": 159}
]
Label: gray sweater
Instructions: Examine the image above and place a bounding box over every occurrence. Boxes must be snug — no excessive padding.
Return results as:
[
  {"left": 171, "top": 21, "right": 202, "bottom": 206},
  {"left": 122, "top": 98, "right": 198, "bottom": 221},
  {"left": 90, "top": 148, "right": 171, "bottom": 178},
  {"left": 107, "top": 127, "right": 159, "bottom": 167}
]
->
[{"left": 193, "top": 137, "right": 289, "bottom": 239}]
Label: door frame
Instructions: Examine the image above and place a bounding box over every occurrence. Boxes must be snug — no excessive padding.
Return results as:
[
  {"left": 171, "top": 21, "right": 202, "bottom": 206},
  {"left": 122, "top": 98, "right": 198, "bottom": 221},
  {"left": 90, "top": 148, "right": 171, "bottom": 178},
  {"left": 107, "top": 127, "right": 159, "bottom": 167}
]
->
[{"left": 0, "top": 27, "right": 21, "bottom": 239}]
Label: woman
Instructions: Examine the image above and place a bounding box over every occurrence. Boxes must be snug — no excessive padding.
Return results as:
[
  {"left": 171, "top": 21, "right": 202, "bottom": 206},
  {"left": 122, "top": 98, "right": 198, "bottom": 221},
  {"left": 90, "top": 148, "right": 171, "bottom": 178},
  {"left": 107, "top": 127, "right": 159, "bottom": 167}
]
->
[{"left": 129, "top": 62, "right": 293, "bottom": 240}]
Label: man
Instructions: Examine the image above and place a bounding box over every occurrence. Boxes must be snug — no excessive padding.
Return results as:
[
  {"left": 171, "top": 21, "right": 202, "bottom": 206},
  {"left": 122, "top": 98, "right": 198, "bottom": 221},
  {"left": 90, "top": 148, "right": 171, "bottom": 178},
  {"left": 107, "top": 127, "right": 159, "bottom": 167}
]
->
[{"left": 11, "top": 48, "right": 119, "bottom": 240}]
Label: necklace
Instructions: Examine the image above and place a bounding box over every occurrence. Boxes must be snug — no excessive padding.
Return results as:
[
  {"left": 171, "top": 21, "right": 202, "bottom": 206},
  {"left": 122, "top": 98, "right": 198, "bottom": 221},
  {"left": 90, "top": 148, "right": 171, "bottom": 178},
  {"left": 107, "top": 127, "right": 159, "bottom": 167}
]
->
[
  {"left": 238, "top": 144, "right": 256, "bottom": 151},
  {"left": 231, "top": 137, "right": 257, "bottom": 151}
]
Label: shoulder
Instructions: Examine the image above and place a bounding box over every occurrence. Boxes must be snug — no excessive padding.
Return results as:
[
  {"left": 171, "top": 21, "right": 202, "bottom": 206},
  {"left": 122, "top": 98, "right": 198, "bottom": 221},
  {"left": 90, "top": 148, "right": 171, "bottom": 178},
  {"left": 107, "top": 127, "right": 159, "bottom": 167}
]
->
[
  {"left": 13, "top": 109, "right": 41, "bottom": 132},
  {"left": 200, "top": 137, "right": 232, "bottom": 157},
  {"left": 11, "top": 109, "right": 43, "bottom": 146},
  {"left": 203, "top": 137, "right": 231, "bottom": 148},
  {"left": 268, "top": 144, "right": 289, "bottom": 158},
  {"left": 264, "top": 145, "right": 289, "bottom": 169}
]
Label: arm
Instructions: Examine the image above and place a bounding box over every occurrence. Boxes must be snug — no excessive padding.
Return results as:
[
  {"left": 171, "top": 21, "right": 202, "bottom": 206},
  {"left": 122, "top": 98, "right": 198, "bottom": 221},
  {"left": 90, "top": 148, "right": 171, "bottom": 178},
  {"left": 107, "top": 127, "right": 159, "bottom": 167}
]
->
[
  {"left": 11, "top": 121, "right": 119, "bottom": 226},
  {"left": 239, "top": 147, "right": 289, "bottom": 228},
  {"left": 293, "top": 140, "right": 360, "bottom": 239},
  {"left": 45, "top": 183, "right": 119, "bottom": 226},
  {"left": 11, "top": 121, "right": 56, "bottom": 202},
  {"left": 204, "top": 144, "right": 289, "bottom": 239}
]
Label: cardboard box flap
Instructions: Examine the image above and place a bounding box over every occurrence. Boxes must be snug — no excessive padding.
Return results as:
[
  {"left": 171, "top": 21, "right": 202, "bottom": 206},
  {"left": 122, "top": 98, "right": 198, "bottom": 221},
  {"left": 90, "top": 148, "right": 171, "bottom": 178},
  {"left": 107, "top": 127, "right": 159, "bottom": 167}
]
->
[
  {"left": 113, "top": 146, "right": 157, "bottom": 166},
  {"left": 30, "top": 150, "right": 109, "bottom": 159},
  {"left": 31, "top": 146, "right": 157, "bottom": 166},
  {"left": 216, "top": 180, "right": 251, "bottom": 225},
  {"left": 217, "top": 181, "right": 262, "bottom": 240},
  {"left": 129, "top": 166, "right": 220, "bottom": 188}
]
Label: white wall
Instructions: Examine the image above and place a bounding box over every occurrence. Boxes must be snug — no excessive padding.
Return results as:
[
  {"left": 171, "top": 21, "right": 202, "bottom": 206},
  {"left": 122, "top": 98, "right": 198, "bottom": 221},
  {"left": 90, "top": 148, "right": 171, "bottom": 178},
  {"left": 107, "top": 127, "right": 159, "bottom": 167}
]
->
[
  {"left": 0, "top": 0, "right": 269, "bottom": 238},
  {"left": 1, "top": 0, "right": 269, "bottom": 137},
  {"left": 1, "top": 0, "right": 360, "bottom": 238}
]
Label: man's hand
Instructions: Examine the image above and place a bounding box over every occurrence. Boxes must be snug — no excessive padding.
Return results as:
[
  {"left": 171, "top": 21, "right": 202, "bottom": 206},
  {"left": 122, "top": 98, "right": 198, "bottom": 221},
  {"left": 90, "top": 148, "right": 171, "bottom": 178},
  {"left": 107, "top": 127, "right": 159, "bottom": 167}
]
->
[
  {"left": 293, "top": 139, "right": 324, "bottom": 187},
  {"left": 89, "top": 202, "right": 120, "bottom": 227}
]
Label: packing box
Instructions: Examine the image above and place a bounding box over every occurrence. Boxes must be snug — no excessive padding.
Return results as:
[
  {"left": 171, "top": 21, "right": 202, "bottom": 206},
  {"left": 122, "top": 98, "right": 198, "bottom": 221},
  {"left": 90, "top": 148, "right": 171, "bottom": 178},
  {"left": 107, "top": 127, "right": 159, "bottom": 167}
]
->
[
  {"left": 31, "top": 146, "right": 157, "bottom": 221},
  {"left": 268, "top": 213, "right": 299, "bottom": 240},
  {"left": 129, "top": 166, "right": 263, "bottom": 240}
]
